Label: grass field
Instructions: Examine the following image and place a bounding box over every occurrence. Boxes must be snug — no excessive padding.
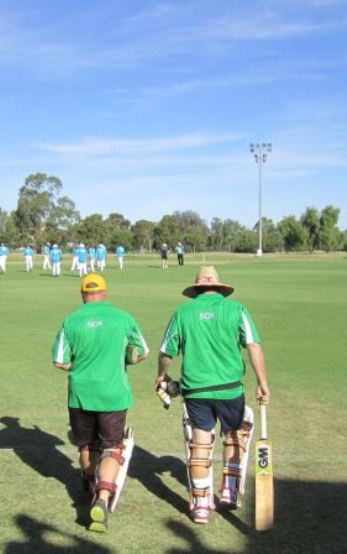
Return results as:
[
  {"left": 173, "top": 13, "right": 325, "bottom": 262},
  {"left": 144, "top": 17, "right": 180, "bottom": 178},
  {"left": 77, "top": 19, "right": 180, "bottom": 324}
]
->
[{"left": 0, "top": 252, "right": 346, "bottom": 554}]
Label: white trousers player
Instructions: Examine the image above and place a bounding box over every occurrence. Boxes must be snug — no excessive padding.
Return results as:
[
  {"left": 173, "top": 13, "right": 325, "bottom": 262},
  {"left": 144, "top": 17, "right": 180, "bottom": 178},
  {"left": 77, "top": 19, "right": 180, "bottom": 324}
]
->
[
  {"left": 52, "top": 262, "right": 61, "bottom": 277},
  {"left": 89, "top": 259, "right": 95, "bottom": 272},
  {"left": 0, "top": 256, "right": 7, "bottom": 273},
  {"left": 42, "top": 254, "right": 51, "bottom": 270},
  {"left": 79, "top": 262, "right": 88, "bottom": 277},
  {"left": 71, "top": 256, "right": 79, "bottom": 271},
  {"left": 97, "top": 259, "right": 106, "bottom": 271},
  {"left": 118, "top": 257, "right": 124, "bottom": 270},
  {"left": 25, "top": 256, "right": 33, "bottom": 272}
]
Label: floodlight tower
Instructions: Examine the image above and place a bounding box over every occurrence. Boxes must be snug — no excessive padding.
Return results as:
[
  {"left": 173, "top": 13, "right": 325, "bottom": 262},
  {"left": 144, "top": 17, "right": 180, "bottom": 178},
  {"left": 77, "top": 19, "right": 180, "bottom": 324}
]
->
[{"left": 249, "top": 142, "right": 272, "bottom": 256}]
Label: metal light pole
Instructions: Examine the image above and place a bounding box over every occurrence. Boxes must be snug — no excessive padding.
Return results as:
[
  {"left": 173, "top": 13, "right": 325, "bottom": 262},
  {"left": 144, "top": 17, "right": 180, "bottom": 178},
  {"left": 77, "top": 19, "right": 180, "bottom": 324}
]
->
[{"left": 249, "top": 142, "right": 272, "bottom": 256}]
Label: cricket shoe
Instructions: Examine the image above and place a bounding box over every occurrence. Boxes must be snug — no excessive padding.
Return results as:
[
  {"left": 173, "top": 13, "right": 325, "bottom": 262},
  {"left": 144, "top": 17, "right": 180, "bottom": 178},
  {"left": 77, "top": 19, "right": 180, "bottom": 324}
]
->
[
  {"left": 219, "top": 488, "right": 241, "bottom": 509},
  {"left": 88, "top": 499, "right": 108, "bottom": 533},
  {"left": 191, "top": 507, "right": 210, "bottom": 524}
]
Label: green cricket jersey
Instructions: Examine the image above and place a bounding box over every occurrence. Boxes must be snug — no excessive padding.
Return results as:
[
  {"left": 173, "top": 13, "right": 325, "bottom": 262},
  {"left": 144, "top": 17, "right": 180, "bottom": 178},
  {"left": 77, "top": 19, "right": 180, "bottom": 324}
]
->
[
  {"left": 160, "top": 293, "right": 260, "bottom": 400},
  {"left": 52, "top": 301, "right": 149, "bottom": 411}
]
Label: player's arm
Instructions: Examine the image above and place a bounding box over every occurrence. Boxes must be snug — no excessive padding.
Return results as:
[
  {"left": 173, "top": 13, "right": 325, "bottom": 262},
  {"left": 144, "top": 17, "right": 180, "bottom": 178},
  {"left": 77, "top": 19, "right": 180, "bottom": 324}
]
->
[
  {"left": 126, "top": 321, "right": 150, "bottom": 365},
  {"left": 52, "top": 325, "right": 72, "bottom": 372},
  {"left": 125, "top": 345, "right": 148, "bottom": 365},
  {"left": 156, "top": 352, "right": 173, "bottom": 388},
  {"left": 239, "top": 306, "right": 270, "bottom": 404},
  {"left": 246, "top": 342, "right": 270, "bottom": 404},
  {"left": 156, "top": 312, "right": 181, "bottom": 389}
]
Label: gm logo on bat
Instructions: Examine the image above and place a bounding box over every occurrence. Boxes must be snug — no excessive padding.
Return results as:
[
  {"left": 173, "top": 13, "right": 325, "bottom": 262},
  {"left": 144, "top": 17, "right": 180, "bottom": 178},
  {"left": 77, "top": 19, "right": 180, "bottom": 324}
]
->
[{"left": 256, "top": 445, "right": 272, "bottom": 475}]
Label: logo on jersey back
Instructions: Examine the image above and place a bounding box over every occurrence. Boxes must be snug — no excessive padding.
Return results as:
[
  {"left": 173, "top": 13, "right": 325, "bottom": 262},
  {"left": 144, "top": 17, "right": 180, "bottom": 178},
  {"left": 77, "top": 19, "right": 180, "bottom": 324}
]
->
[
  {"left": 199, "top": 311, "right": 215, "bottom": 321},
  {"left": 87, "top": 320, "right": 103, "bottom": 329}
]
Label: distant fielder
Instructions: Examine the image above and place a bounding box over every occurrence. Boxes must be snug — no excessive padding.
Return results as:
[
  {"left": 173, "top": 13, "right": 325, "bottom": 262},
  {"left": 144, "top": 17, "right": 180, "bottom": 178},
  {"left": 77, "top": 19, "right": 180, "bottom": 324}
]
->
[
  {"left": 160, "top": 243, "right": 169, "bottom": 269},
  {"left": 115, "top": 245, "right": 126, "bottom": 270},
  {"left": 23, "top": 244, "right": 34, "bottom": 272},
  {"left": 42, "top": 243, "right": 51, "bottom": 270},
  {"left": 51, "top": 244, "right": 63, "bottom": 277},
  {"left": 96, "top": 243, "right": 107, "bottom": 271},
  {"left": 0, "top": 242, "right": 9, "bottom": 273}
]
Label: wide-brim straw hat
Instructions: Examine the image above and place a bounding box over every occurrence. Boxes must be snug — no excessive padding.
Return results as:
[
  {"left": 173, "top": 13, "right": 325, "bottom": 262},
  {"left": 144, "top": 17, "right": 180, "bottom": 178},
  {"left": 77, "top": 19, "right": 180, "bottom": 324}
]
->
[{"left": 182, "top": 266, "right": 234, "bottom": 298}]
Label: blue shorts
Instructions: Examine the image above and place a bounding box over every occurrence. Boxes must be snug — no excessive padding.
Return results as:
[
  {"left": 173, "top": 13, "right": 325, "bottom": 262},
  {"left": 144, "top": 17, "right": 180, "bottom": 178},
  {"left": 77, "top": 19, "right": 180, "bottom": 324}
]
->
[{"left": 185, "top": 396, "right": 245, "bottom": 434}]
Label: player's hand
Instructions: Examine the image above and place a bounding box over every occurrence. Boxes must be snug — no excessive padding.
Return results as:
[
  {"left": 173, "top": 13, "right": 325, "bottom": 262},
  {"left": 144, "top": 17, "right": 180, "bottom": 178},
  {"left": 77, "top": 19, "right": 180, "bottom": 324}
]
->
[
  {"left": 154, "top": 375, "right": 166, "bottom": 391},
  {"left": 256, "top": 383, "right": 271, "bottom": 404}
]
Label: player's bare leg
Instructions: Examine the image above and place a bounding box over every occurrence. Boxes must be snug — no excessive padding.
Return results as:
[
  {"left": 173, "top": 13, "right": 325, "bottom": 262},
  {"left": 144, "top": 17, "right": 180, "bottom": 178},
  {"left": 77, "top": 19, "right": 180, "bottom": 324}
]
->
[{"left": 89, "top": 447, "right": 124, "bottom": 533}]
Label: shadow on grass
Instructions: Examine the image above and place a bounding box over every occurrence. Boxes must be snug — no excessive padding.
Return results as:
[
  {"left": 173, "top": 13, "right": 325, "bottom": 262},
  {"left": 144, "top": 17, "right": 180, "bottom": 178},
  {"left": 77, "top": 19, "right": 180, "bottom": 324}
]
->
[
  {"left": 165, "top": 478, "right": 347, "bottom": 554},
  {"left": 166, "top": 520, "right": 230, "bottom": 554},
  {"left": 5, "top": 515, "right": 112, "bottom": 554},
  {"left": 0, "top": 417, "right": 89, "bottom": 527},
  {"left": 128, "top": 444, "right": 187, "bottom": 513}
]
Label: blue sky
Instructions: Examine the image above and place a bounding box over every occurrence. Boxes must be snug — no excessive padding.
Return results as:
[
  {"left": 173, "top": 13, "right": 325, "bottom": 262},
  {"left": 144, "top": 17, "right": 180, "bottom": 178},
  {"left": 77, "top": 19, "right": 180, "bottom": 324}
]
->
[{"left": 0, "top": 0, "right": 346, "bottom": 229}]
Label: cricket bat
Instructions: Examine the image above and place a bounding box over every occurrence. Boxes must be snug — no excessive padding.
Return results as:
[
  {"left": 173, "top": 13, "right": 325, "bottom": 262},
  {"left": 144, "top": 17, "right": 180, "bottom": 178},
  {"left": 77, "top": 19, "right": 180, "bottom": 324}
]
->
[{"left": 255, "top": 403, "right": 274, "bottom": 531}]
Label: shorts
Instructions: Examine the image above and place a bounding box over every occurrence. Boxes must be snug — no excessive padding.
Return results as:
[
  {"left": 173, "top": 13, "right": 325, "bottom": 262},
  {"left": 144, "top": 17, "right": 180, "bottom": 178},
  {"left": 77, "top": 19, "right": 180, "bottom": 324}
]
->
[
  {"left": 185, "top": 395, "right": 245, "bottom": 434},
  {"left": 69, "top": 408, "right": 127, "bottom": 450}
]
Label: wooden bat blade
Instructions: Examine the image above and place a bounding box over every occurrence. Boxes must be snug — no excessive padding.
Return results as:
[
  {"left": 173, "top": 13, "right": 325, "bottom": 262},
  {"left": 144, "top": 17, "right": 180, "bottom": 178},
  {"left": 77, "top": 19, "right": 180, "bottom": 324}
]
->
[{"left": 255, "top": 438, "right": 274, "bottom": 531}]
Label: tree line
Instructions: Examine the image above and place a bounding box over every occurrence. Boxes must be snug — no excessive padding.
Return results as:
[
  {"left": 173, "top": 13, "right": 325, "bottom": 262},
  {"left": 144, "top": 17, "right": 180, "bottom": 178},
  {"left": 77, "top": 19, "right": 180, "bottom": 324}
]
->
[{"left": 0, "top": 173, "right": 346, "bottom": 253}]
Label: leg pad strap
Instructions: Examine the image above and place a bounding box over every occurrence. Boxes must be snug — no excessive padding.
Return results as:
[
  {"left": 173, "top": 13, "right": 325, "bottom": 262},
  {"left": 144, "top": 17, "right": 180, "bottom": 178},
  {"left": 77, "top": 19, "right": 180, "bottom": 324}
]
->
[
  {"left": 100, "top": 450, "right": 125, "bottom": 465},
  {"left": 223, "top": 432, "right": 248, "bottom": 452},
  {"left": 96, "top": 481, "right": 117, "bottom": 494},
  {"left": 222, "top": 467, "right": 242, "bottom": 477},
  {"left": 189, "top": 458, "right": 212, "bottom": 468},
  {"left": 192, "top": 488, "right": 210, "bottom": 497}
]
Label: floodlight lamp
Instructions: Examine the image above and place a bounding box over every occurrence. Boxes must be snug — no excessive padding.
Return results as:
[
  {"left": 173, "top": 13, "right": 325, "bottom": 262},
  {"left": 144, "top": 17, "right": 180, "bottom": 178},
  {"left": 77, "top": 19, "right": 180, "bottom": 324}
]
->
[
  {"left": 249, "top": 143, "right": 254, "bottom": 152},
  {"left": 263, "top": 154, "right": 267, "bottom": 162},
  {"left": 255, "top": 154, "right": 259, "bottom": 163}
]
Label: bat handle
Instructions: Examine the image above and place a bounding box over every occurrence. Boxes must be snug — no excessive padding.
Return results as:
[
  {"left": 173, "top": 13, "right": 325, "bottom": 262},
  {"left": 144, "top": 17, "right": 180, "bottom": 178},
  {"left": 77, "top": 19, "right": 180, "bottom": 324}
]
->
[{"left": 259, "top": 403, "right": 268, "bottom": 440}]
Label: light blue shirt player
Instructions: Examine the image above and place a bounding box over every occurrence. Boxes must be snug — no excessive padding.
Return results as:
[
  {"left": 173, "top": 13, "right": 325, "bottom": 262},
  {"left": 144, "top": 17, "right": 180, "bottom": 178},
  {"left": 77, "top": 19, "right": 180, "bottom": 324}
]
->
[
  {"left": 116, "top": 245, "right": 126, "bottom": 270},
  {"left": 96, "top": 243, "right": 107, "bottom": 271},
  {"left": 51, "top": 244, "right": 62, "bottom": 277},
  {"left": 77, "top": 245, "right": 88, "bottom": 264},
  {"left": 0, "top": 243, "right": 8, "bottom": 273},
  {"left": 23, "top": 245, "right": 34, "bottom": 272}
]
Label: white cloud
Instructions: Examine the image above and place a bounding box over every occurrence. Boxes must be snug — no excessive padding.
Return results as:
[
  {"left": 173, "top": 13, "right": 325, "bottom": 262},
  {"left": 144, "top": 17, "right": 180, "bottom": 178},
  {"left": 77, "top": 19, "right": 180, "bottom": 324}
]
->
[
  {"left": 0, "top": 2, "right": 346, "bottom": 74},
  {"left": 36, "top": 132, "right": 242, "bottom": 157}
]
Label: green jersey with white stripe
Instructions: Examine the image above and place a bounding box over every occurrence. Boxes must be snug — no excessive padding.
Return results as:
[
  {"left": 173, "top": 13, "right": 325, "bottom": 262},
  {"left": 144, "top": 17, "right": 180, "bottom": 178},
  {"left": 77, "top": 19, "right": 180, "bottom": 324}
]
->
[
  {"left": 160, "top": 293, "right": 260, "bottom": 400},
  {"left": 52, "top": 301, "right": 149, "bottom": 411}
]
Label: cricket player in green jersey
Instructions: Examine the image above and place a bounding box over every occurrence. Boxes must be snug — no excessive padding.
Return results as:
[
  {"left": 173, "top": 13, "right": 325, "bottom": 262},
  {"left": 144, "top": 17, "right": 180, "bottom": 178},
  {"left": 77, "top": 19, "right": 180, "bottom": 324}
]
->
[
  {"left": 156, "top": 266, "right": 270, "bottom": 524},
  {"left": 52, "top": 273, "right": 149, "bottom": 532}
]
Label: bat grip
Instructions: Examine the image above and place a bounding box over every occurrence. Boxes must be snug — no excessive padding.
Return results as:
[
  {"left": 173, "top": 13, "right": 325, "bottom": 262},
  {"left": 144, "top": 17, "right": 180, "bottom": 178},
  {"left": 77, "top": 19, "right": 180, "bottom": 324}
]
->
[{"left": 259, "top": 403, "right": 268, "bottom": 439}]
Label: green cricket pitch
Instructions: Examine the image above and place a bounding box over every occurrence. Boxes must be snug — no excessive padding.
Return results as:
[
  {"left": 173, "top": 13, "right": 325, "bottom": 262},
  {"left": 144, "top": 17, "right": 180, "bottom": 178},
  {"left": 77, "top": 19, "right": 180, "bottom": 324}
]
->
[{"left": 0, "top": 252, "right": 346, "bottom": 553}]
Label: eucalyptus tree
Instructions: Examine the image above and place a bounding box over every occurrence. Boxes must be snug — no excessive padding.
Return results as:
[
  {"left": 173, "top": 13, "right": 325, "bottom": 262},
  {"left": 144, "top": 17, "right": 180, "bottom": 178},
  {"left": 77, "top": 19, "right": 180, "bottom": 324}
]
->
[{"left": 14, "top": 173, "right": 62, "bottom": 243}]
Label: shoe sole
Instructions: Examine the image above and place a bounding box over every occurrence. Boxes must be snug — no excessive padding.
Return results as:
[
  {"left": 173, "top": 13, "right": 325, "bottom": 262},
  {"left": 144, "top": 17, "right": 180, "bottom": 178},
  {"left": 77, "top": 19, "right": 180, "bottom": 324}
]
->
[
  {"left": 193, "top": 517, "right": 209, "bottom": 524},
  {"left": 219, "top": 498, "right": 241, "bottom": 509},
  {"left": 88, "top": 521, "right": 107, "bottom": 533},
  {"left": 89, "top": 504, "right": 107, "bottom": 533},
  {"left": 192, "top": 510, "right": 209, "bottom": 524}
]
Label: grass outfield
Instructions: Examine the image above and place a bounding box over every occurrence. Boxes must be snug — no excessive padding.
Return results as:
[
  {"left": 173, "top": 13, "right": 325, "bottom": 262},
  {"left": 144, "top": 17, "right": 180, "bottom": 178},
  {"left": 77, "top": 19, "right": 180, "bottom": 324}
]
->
[{"left": 0, "top": 253, "right": 346, "bottom": 553}]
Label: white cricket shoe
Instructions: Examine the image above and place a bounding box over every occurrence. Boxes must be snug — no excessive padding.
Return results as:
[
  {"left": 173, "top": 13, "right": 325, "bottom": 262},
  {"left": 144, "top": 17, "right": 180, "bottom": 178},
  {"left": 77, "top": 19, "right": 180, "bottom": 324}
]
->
[
  {"left": 191, "top": 507, "right": 209, "bottom": 524},
  {"left": 220, "top": 488, "right": 241, "bottom": 509}
]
